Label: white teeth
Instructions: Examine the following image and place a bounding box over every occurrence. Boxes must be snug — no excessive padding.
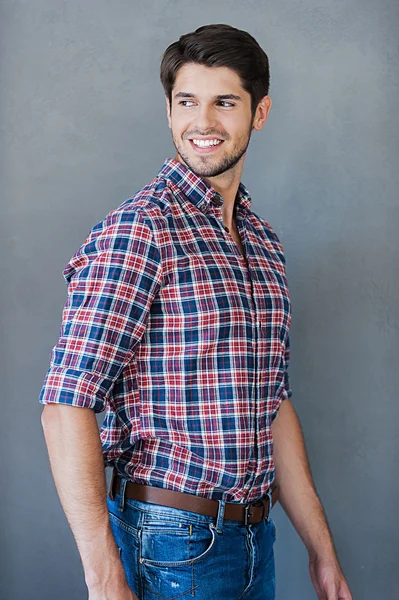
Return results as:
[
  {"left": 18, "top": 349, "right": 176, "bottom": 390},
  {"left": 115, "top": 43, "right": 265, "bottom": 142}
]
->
[{"left": 191, "top": 139, "right": 222, "bottom": 147}]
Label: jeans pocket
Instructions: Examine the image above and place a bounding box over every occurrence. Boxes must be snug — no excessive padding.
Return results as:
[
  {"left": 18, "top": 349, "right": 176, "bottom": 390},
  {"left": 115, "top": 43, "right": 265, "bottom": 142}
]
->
[
  {"left": 109, "top": 510, "right": 140, "bottom": 541},
  {"left": 139, "top": 520, "right": 217, "bottom": 600},
  {"left": 140, "top": 520, "right": 217, "bottom": 567}
]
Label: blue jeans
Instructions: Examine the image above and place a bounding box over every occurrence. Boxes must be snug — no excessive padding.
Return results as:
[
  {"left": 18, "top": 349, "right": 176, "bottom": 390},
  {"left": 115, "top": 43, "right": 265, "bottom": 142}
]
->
[{"left": 107, "top": 479, "right": 277, "bottom": 600}]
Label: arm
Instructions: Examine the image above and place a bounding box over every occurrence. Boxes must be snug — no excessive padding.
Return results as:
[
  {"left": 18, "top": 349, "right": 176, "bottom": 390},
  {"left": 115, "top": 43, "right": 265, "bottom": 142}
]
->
[
  {"left": 271, "top": 398, "right": 352, "bottom": 600},
  {"left": 41, "top": 404, "right": 136, "bottom": 600},
  {"left": 39, "top": 209, "right": 163, "bottom": 598},
  {"left": 271, "top": 397, "right": 334, "bottom": 558}
]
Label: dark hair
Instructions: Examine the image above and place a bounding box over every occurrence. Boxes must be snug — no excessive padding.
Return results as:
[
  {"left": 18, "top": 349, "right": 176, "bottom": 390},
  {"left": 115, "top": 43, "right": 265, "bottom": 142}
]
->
[{"left": 160, "top": 24, "right": 270, "bottom": 119}]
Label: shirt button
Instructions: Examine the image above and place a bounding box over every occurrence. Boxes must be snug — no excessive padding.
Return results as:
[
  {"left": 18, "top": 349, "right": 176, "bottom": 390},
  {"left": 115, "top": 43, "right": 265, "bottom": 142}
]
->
[{"left": 212, "top": 195, "right": 223, "bottom": 206}]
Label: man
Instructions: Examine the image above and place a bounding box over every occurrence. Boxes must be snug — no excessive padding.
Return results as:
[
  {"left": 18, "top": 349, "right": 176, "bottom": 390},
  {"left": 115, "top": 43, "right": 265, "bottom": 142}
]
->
[{"left": 39, "top": 24, "right": 352, "bottom": 600}]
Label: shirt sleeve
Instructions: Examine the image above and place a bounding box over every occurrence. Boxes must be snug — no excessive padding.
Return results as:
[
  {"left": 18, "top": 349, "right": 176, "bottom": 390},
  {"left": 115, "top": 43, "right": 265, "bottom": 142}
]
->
[
  {"left": 38, "top": 208, "right": 163, "bottom": 413},
  {"left": 260, "top": 217, "right": 293, "bottom": 421},
  {"left": 271, "top": 334, "right": 293, "bottom": 422},
  {"left": 282, "top": 334, "right": 293, "bottom": 400}
]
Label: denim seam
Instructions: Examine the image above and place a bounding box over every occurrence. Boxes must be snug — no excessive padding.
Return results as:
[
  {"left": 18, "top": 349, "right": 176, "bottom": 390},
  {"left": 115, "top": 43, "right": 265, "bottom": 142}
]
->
[
  {"left": 139, "top": 523, "right": 216, "bottom": 568},
  {"left": 142, "top": 527, "right": 189, "bottom": 535},
  {"left": 137, "top": 528, "right": 144, "bottom": 599},
  {"left": 237, "top": 526, "right": 255, "bottom": 599},
  {"left": 191, "top": 561, "right": 195, "bottom": 597},
  {"left": 188, "top": 524, "right": 191, "bottom": 560},
  {"left": 143, "top": 583, "right": 200, "bottom": 600}
]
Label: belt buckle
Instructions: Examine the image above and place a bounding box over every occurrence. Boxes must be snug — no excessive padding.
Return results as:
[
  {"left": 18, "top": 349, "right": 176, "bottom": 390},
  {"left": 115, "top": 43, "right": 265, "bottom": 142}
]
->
[
  {"left": 244, "top": 503, "right": 254, "bottom": 525},
  {"left": 244, "top": 498, "right": 269, "bottom": 525}
]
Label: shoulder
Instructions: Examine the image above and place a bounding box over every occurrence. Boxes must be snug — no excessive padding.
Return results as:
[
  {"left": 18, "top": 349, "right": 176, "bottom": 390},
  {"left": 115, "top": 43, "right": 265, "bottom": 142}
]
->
[
  {"left": 62, "top": 174, "right": 171, "bottom": 282},
  {"left": 78, "top": 173, "right": 174, "bottom": 247},
  {"left": 100, "top": 173, "right": 173, "bottom": 232}
]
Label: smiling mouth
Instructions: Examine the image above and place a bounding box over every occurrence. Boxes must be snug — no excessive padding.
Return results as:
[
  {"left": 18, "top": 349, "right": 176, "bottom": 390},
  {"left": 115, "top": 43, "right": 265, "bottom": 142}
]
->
[{"left": 188, "top": 138, "right": 225, "bottom": 153}]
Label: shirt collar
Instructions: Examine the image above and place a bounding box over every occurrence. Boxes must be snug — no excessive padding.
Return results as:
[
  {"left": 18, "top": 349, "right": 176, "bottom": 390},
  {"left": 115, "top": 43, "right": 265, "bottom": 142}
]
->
[{"left": 157, "top": 157, "right": 252, "bottom": 214}]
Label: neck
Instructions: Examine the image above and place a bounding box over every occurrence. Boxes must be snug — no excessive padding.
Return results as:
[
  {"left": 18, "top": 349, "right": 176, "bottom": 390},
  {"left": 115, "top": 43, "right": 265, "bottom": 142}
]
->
[{"left": 173, "top": 153, "right": 243, "bottom": 230}]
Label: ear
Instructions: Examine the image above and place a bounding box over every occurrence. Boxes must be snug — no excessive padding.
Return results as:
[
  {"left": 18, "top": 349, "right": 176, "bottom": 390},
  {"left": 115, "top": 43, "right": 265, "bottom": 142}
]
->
[
  {"left": 165, "top": 96, "right": 172, "bottom": 129},
  {"left": 253, "top": 96, "right": 272, "bottom": 132}
]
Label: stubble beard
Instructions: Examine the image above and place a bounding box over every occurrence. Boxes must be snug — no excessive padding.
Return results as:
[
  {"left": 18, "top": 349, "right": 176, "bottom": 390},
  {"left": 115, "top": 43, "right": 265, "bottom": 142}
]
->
[{"left": 171, "top": 119, "right": 255, "bottom": 178}]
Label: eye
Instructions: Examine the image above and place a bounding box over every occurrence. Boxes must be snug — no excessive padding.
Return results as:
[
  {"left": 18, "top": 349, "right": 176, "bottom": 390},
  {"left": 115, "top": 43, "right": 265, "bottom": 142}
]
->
[{"left": 178, "top": 100, "right": 235, "bottom": 108}]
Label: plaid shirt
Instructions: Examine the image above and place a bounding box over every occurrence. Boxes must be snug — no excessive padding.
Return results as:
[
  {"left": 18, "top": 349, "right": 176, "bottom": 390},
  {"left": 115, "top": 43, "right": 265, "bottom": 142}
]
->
[{"left": 39, "top": 157, "right": 292, "bottom": 503}]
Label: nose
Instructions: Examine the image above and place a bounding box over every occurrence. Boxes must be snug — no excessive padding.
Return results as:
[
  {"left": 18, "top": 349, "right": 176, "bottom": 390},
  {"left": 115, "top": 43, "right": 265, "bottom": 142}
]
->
[{"left": 193, "top": 104, "right": 219, "bottom": 133}]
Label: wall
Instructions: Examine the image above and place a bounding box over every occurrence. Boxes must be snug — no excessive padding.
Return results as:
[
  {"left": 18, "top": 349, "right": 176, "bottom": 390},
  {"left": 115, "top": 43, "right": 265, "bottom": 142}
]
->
[{"left": 1, "top": 1, "right": 398, "bottom": 598}]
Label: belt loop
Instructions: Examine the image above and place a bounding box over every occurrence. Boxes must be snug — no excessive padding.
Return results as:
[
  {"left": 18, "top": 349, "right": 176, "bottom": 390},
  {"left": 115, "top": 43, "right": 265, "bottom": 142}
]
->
[
  {"left": 118, "top": 478, "right": 127, "bottom": 512},
  {"left": 215, "top": 498, "right": 226, "bottom": 534}
]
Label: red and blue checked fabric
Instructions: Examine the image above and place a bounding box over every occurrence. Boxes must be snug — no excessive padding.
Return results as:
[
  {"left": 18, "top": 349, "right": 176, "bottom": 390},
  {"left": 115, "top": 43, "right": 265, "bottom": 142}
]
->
[{"left": 39, "top": 157, "right": 292, "bottom": 503}]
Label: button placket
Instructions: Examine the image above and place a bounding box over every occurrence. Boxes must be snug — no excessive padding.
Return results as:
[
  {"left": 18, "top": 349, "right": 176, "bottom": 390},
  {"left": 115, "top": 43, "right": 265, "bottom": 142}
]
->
[
  {"left": 210, "top": 203, "right": 258, "bottom": 461},
  {"left": 235, "top": 215, "right": 258, "bottom": 499},
  {"left": 217, "top": 212, "right": 250, "bottom": 271}
]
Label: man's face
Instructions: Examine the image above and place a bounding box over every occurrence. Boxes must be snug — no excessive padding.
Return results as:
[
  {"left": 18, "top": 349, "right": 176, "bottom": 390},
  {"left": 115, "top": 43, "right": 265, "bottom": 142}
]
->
[{"left": 166, "top": 63, "right": 260, "bottom": 178}]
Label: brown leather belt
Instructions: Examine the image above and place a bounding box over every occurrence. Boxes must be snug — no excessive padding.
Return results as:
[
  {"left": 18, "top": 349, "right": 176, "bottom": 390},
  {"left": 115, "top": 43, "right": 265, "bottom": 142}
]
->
[{"left": 109, "top": 469, "right": 279, "bottom": 525}]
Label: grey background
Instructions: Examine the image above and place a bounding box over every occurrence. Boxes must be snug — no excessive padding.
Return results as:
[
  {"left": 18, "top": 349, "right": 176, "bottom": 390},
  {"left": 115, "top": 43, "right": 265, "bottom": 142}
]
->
[{"left": 1, "top": 1, "right": 398, "bottom": 599}]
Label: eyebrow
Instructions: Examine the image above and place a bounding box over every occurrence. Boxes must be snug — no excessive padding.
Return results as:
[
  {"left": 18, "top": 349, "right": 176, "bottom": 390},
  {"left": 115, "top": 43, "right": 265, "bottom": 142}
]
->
[{"left": 174, "top": 92, "right": 243, "bottom": 102}]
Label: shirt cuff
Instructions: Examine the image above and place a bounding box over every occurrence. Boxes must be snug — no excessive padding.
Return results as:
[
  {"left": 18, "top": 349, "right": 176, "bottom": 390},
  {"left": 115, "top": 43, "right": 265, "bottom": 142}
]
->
[
  {"left": 270, "top": 379, "right": 293, "bottom": 422},
  {"left": 38, "top": 366, "right": 111, "bottom": 413}
]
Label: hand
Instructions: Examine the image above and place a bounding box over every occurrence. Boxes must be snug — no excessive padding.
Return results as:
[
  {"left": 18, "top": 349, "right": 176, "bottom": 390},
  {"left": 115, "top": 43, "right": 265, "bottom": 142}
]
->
[{"left": 309, "top": 553, "right": 353, "bottom": 600}]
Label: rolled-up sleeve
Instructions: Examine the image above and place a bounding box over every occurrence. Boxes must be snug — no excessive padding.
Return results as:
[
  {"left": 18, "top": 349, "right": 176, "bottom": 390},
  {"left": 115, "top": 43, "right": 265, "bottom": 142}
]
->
[
  {"left": 271, "top": 334, "right": 293, "bottom": 422},
  {"left": 38, "top": 208, "right": 163, "bottom": 413},
  {"left": 282, "top": 334, "right": 292, "bottom": 400}
]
